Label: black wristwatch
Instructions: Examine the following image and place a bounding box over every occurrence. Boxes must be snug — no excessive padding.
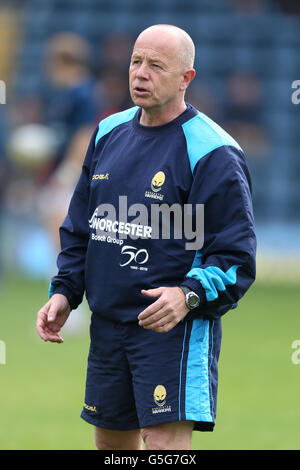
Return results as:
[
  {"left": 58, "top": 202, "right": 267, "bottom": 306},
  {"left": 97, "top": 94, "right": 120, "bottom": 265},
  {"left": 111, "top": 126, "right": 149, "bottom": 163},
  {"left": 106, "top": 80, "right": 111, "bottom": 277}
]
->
[{"left": 180, "top": 286, "right": 200, "bottom": 310}]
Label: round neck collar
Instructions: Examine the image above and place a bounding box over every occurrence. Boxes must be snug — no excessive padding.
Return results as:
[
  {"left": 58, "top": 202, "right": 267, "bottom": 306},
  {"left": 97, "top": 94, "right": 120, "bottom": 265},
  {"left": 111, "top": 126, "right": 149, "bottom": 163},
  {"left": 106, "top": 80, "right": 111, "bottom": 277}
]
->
[{"left": 133, "top": 103, "right": 197, "bottom": 134}]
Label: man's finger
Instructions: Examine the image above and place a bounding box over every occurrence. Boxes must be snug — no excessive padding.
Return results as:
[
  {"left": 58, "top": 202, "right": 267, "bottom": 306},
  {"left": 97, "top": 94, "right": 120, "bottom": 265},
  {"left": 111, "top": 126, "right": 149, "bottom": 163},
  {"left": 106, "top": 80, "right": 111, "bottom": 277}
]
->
[
  {"left": 44, "top": 326, "right": 64, "bottom": 343},
  {"left": 47, "top": 308, "right": 57, "bottom": 322},
  {"left": 138, "top": 298, "right": 165, "bottom": 321},
  {"left": 141, "top": 288, "right": 162, "bottom": 297},
  {"left": 37, "top": 324, "right": 62, "bottom": 343},
  {"left": 36, "top": 314, "right": 46, "bottom": 330},
  {"left": 36, "top": 309, "right": 49, "bottom": 339},
  {"left": 138, "top": 305, "right": 169, "bottom": 327},
  {"left": 140, "top": 314, "right": 172, "bottom": 330},
  {"left": 37, "top": 329, "right": 48, "bottom": 342}
]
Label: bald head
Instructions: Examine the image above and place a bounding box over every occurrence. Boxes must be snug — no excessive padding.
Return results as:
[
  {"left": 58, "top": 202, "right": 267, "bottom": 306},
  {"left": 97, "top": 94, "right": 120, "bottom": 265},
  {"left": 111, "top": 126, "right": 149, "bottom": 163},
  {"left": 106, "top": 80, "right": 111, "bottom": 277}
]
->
[
  {"left": 134, "top": 24, "right": 195, "bottom": 72},
  {"left": 129, "top": 24, "right": 196, "bottom": 125}
]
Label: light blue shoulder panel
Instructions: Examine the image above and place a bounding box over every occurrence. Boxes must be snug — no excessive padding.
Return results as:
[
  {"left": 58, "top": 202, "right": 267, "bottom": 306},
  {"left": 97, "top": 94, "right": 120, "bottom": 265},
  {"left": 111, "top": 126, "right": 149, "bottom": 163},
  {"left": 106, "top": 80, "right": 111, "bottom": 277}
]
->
[
  {"left": 95, "top": 106, "right": 139, "bottom": 146},
  {"left": 182, "top": 112, "right": 242, "bottom": 173}
]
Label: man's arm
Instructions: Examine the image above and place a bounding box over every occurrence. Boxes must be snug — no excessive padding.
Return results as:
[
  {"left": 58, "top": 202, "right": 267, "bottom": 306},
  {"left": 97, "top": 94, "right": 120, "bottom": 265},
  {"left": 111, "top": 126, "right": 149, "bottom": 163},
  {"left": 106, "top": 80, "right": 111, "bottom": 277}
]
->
[
  {"left": 48, "top": 126, "right": 98, "bottom": 310},
  {"left": 180, "top": 145, "right": 256, "bottom": 319},
  {"left": 36, "top": 126, "right": 98, "bottom": 342},
  {"left": 138, "top": 145, "right": 256, "bottom": 332}
]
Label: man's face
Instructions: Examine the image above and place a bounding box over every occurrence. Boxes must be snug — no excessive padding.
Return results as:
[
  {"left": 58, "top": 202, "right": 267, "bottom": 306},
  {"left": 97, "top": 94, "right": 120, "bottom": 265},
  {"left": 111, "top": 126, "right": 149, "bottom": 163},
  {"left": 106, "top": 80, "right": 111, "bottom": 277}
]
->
[{"left": 129, "top": 32, "right": 184, "bottom": 112}]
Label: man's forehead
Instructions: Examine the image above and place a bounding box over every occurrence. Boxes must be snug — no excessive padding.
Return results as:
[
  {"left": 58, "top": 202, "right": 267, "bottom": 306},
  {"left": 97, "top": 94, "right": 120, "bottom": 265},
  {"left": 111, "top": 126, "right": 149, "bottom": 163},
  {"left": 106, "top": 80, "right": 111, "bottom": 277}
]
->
[
  {"left": 131, "top": 46, "right": 168, "bottom": 60},
  {"left": 131, "top": 40, "right": 179, "bottom": 64}
]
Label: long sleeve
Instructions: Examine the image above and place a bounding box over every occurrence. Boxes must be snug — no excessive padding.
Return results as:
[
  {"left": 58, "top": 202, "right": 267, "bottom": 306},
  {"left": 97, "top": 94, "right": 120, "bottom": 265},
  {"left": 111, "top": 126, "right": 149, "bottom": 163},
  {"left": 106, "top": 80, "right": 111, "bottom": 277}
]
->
[
  {"left": 49, "top": 126, "right": 98, "bottom": 309},
  {"left": 181, "top": 144, "right": 256, "bottom": 320}
]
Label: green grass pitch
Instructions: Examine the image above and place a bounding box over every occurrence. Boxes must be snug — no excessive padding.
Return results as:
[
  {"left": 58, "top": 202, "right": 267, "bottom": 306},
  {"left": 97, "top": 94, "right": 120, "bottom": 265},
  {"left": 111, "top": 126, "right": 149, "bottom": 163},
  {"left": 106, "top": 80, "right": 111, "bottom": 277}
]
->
[{"left": 0, "top": 275, "right": 299, "bottom": 450}]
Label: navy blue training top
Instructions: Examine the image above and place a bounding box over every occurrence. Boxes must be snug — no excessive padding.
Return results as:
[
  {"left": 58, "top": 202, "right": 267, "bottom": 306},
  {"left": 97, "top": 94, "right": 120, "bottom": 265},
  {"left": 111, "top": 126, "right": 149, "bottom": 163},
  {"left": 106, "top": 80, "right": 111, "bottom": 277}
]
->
[{"left": 49, "top": 104, "right": 256, "bottom": 323}]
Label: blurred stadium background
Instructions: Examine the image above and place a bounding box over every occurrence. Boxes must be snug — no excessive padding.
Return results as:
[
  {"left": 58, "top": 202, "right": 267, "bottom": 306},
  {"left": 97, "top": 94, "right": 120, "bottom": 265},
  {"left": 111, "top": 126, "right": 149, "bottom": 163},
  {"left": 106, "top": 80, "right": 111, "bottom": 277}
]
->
[{"left": 0, "top": 0, "right": 299, "bottom": 450}]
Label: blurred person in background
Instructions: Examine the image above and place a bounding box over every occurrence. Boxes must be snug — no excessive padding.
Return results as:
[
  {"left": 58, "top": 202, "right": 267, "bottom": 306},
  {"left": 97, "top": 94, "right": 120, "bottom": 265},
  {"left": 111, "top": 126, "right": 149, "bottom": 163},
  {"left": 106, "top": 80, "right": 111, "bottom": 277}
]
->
[
  {"left": 41, "top": 33, "right": 97, "bottom": 175},
  {"left": 7, "top": 32, "right": 98, "bottom": 249},
  {"left": 28, "top": 32, "right": 98, "bottom": 249},
  {"left": 10, "top": 32, "right": 98, "bottom": 189}
]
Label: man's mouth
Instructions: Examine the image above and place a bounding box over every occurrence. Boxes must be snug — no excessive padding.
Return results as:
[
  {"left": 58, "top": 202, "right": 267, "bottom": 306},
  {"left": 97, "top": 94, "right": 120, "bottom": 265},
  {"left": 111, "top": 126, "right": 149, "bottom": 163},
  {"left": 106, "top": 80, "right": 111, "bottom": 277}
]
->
[{"left": 133, "top": 86, "right": 151, "bottom": 96}]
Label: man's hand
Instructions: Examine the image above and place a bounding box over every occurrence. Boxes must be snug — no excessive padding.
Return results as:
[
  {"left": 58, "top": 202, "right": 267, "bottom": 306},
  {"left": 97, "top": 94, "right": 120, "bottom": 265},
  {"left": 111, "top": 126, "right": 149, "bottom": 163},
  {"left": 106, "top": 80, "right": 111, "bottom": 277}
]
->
[
  {"left": 138, "top": 286, "right": 189, "bottom": 333},
  {"left": 36, "top": 294, "right": 71, "bottom": 343}
]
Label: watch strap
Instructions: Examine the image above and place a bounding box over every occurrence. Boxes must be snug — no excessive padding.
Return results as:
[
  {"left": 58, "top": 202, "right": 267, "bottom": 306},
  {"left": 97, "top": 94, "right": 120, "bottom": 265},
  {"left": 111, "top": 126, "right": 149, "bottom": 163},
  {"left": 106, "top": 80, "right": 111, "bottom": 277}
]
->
[{"left": 180, "top": 286, "right": 192, "bottom": 296}]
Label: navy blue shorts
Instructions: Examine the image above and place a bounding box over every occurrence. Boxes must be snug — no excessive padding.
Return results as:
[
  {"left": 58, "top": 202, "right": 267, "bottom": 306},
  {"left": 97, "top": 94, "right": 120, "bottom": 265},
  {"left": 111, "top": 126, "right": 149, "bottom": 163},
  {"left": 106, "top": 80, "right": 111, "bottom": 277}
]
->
[{"left": 80, "top": 313, "right": 222, "bottom": 431}]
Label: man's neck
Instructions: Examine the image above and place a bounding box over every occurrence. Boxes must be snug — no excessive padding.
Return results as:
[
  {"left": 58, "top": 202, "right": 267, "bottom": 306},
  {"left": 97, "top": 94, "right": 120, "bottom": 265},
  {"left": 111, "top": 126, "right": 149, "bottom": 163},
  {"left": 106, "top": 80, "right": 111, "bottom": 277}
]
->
[{"left": 140, "top": 101, "right": 187, "bottom": 127}]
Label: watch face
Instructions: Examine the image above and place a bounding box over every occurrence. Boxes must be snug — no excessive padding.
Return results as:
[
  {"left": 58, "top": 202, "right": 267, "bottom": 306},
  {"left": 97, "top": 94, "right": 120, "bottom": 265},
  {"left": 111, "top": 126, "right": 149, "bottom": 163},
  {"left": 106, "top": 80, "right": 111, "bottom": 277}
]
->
[{"left": 187, "top": 292, "right": 200, "bottom": 309}]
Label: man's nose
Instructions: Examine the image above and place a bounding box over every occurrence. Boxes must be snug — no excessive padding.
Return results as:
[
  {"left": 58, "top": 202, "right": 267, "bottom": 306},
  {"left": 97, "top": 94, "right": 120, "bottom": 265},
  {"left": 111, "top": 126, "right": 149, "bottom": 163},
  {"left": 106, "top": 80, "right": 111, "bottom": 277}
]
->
[{"left": 136, "top": 62, "right": 149, "bottom": 79}]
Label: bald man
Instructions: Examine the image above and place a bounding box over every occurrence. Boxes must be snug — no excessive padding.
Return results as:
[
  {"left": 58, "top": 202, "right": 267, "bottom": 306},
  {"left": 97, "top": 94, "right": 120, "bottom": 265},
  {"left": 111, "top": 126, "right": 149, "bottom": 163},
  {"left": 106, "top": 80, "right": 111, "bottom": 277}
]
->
[{"left": 36, "top": 25, "right": 256, "bottom": 450}]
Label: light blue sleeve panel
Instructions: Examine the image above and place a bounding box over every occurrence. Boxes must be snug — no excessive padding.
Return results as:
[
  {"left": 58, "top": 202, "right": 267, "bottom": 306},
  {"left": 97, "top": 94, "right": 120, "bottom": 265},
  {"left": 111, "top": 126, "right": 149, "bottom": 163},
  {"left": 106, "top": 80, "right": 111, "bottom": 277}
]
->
[
  {"left": 187, "top": 265, "right": 241, "bottom": 302},
  {"left": 95, "top": 106, "right": 139, "bottom": 146},
  {"left": 182, "top": 112, "right": 242, "bottom": 173},
  {"left": 182, "top": 111, "right": 243, "bottom": 305}
]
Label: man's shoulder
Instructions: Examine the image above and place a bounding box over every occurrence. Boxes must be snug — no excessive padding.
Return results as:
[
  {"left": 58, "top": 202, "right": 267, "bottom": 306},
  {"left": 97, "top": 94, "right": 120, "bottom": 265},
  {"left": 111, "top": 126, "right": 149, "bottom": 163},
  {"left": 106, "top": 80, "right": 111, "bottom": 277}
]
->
[
  {"left": 182, "top": 110, "right": 243, "bottom": 173},
  {"left": 95, "top": 106, "right": 139, "bottom": 146}
]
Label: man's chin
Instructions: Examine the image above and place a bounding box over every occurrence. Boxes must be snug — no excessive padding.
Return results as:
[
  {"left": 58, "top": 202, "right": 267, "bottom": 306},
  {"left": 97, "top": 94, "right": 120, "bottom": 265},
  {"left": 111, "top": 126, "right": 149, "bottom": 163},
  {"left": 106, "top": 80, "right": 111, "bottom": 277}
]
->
[{"left": 131, "top": 95, "right": 153, "bottom": 109}]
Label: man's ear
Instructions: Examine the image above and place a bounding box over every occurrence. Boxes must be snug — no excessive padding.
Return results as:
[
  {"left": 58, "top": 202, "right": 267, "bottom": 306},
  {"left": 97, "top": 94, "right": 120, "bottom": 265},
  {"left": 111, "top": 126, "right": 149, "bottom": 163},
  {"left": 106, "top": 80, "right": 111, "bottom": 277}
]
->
[{"left": 180, "top": 68, "right": 196, "bottom": 92}]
